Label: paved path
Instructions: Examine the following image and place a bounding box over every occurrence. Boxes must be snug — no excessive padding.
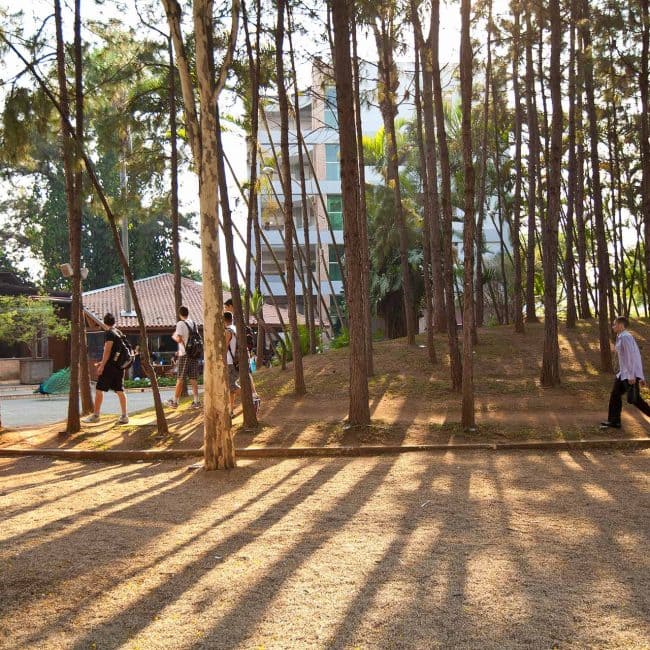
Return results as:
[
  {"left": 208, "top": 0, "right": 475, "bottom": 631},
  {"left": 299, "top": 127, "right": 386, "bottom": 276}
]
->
[{"left": 0, "top": 388, "right": 178, "bottom": 428}]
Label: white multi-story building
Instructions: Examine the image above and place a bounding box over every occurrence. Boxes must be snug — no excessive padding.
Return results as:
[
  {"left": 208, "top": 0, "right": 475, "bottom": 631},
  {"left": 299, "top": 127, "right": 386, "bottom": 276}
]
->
[{"left": 255, "top": 62, "right": 509, "bottom": 328}]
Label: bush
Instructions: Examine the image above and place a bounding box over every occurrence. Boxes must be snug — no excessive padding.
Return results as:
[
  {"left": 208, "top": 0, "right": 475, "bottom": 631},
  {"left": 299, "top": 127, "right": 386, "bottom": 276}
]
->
[{"left": 330, "top": 327, "right": 350, "bottom": 349}]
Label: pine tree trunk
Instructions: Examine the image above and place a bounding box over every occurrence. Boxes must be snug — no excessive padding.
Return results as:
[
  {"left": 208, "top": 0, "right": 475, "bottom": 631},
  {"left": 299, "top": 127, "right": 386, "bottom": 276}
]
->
[
  {"left": 331, "top": 0, "right": 370, "bottom": 425},
  {"left": 351, "top": 17, "right": 375, "bottom": 376},
  {"left": 540, "top": 0, "right": 562, "bottom": 387},
  {"left": 373, "top": 13, "right": 418, "bottom": 346},
  {"left": 460, "top": 0, "right": 475, "bottom": 429},
  {"left": 54, "top": 0, "right": 81, "bottom": 435},
  {"left": 580, "top": 0, "right": 613, "bottom": 372},
  {"left": 432, "top": 0, "right": 462, "bottom": 390},
  {"left": 511, "top": 1, "right": 525, "bottom": 334},
  {"left": 275, "top": 0, "right": 306, "bottom": 395}
]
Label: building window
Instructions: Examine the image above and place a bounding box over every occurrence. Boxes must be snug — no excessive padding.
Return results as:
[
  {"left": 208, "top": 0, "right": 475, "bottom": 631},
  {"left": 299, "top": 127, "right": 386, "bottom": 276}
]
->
[
  {"left": 328, "top": 244, "right": 345, "bottom": 282},
  {"left": 325, "top": 143, "right": 340, "bottom": 181},
  {"left": 324, "top": 85, "right": 337, "bottom": 128},
  {"left": 327, "top": 195, "right": 343, "bottom": 230}
]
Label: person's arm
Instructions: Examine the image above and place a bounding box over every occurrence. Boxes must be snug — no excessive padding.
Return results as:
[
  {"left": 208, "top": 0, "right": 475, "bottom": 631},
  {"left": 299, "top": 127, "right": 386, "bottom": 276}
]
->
[{"left": 96, "top": 340, "right": 113, "bottom": 373}]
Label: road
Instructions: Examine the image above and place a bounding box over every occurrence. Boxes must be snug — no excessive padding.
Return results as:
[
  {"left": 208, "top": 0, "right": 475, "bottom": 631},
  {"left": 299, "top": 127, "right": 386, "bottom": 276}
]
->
[{"left": 0, "top": 387, "right": 179, "bottom": 428}]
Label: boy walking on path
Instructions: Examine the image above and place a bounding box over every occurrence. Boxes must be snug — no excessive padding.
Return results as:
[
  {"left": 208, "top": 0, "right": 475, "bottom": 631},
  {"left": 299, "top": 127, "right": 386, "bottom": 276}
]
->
[
  {"left": 84, "top": 313, "right": 129, "bottom": 424},
  {"left": 166, "top": 306, "right": 200, "bottom": 409},
  {"left": 601, "top": 316, "right": 650, "bottom": 429}
]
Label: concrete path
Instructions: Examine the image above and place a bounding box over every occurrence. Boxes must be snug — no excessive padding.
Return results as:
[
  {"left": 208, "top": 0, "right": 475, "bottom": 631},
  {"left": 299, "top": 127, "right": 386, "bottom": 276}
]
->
[{"left": 0, "top": 387, "right": 178, "bottom": 428}]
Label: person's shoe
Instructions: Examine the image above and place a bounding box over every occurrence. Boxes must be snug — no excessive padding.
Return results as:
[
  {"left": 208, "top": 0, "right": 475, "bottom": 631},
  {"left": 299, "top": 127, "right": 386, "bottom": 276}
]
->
[
  {"left": 165, "top": 399, "right": 178, "bottom": 408},
  {"left": 117, "top": 414, "right": 129, "bottom": 425},
  {"left": 599, "top": 421, "right": 621, "bottom": 429},
  {"left": 83, "top": 413, "right": 100, "bottom": 423},
  {"left": 191, "top": 401, "right": 201, "bottom": 409}
]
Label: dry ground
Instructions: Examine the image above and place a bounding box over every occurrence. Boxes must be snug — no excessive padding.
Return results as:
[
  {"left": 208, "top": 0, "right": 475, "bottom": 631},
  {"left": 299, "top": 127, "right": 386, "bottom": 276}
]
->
[
  {"left": 1, "top": 321, "right": 650, "bottom": 451},
  {"left": 1, "top": 450, "right": 648, "bottom": 649}
]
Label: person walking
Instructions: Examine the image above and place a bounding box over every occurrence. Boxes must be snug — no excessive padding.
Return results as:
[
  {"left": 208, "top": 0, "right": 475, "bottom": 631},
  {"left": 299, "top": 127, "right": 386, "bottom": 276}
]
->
[
  {"left": 166, "top": 306, "right": 200, "bottom": 408},
  {"left": 225, "top": 310, "right": 261, "bottom": 418},
  {"left": 83, "top": 313, "right": 129, "bottom": 424},
  {"left": 600, "top": 316, "right": 650, "bottom": 429}
]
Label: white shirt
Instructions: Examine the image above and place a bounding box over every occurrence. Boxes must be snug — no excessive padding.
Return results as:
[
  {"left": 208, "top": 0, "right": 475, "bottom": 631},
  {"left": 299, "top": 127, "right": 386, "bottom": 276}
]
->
[
  {"left": 616, "top": 329, "right": 644, "bottom": 381},
  {"left": 174, "top": 319, "right": 194, "bottom": 357},
  {"left": 226, "top": 325, "right": 237, "bottom": 366}
]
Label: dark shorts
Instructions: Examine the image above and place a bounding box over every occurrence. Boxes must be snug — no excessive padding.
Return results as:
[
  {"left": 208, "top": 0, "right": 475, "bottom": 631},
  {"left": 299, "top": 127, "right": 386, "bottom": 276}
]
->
[
  {"left": 228, "top": 365, "right": 239, "bottom": 392},
  {"left": 96, "top": 364, "right": 124, "bottom": 392},
  {"left": 177, "top": 355, "right": 199, "bottom": 380}
]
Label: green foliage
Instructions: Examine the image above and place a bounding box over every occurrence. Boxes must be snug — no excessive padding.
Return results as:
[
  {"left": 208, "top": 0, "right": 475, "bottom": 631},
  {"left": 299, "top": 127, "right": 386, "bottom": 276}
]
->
[
  {"left": 271, "top": 324, "right": 317, "bottom": 365},
  {"left": 0, "top": 296, "right": 69, "bottom": 356},
  {"left": 330, "top": 327, "right": 350, "bottom": 349}
]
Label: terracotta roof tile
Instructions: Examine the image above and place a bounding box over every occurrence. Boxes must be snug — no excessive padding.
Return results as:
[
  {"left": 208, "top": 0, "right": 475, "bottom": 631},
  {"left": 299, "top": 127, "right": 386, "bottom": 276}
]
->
[{"left": 83, "top": 273, "right": 299, "bottom": 330}]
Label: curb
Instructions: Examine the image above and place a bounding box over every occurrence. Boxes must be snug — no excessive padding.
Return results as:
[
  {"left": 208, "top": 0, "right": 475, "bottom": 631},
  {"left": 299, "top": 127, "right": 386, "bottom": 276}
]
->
[{"left": 0, "top": 438, "right": 648, "bottom": 463}]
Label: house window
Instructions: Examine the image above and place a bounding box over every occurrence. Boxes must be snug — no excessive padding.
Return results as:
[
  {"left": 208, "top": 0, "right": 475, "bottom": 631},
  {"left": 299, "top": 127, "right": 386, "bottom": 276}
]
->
[
  {"left": 328, "top": 244, "right": 345, "bottom": 282},
  {"left": 324, "top": 85, "right": 337, "bottom": 128},
  {"left": 327, "top": 195, "right": 343, "bottom": 230},
  {"left": 325, "top": 144, "right": 340, "bottom": 181}
]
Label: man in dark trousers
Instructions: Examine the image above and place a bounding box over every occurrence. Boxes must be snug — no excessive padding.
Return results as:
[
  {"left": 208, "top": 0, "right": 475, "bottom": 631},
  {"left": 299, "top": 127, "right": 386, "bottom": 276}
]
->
[
  {"left": 601, "top": 316, "right": 650, "bottom": 429},
  {"left": 84, "top": 312, "right": 129, "bottom": 424}
]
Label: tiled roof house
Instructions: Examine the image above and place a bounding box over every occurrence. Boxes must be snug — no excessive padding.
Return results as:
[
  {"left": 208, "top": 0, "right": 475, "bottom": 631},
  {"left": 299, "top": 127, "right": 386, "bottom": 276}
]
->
[{"left": 82, "top": 273, "right": 298, "bottom": 332}]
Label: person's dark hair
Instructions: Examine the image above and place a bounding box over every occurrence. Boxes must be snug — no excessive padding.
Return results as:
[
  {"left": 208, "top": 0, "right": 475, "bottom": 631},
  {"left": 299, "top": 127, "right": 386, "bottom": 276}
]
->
[
  {"left": 615, "top": 316, "right": 629, "bottom": 328},
  {"left": 179, "top": 305, "right": 189, "bottom": 318},
  {"left": 224, "top": 311, "right": 233, "bottom": 324},
  {"left": 225, "top": 298, "right": 233, "bottom": 307},
  {"left": 103, "top": 313, "right": 116, "bottom": 326}
]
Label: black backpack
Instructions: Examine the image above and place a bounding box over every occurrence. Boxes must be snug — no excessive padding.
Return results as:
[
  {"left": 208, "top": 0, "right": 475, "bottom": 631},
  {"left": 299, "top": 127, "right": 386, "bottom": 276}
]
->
[
  {"left": 185, "top": 320, "right": 204, "bottom": 360},
  {"left": 245, "top": 326, "right": 256, "bottom": 352},
  {"left": 110, "top": 328, "right": 136, "bottom": 370}
]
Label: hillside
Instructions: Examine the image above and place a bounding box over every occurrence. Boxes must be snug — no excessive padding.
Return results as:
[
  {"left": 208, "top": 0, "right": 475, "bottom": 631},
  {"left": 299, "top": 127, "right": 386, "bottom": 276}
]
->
[{"left": 2, "top": 320, "right": 649, "bottom": 451}]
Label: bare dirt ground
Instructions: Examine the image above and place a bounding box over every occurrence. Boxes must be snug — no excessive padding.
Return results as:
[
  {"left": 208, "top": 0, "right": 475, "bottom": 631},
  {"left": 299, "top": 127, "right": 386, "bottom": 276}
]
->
[
  {"left": 1, "top": 450, "right": 648, "bottom": 649},
  {"left": 1, "top": 322, "right": 649, "bottom": 452}
]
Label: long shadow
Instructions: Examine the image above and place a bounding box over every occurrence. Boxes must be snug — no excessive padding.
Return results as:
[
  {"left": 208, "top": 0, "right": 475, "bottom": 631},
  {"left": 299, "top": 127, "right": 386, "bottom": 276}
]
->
[
  {"left": 189, "top": 453, "right": 403, "bottom": 649},
  {"left": 0, "top": 462, "right": 187, "bottom": 549},
  {"left": 325, "top": 452, "right": 450, "bottom": 648},
  {"left": 0, "top": 462, "right": 147, "bottom": 523},
  {"left": 8, "top": 459, "right": 311, "bottom": 648},
  {"left": 63, "top": 459, "right": 352, "bottom": 650}
]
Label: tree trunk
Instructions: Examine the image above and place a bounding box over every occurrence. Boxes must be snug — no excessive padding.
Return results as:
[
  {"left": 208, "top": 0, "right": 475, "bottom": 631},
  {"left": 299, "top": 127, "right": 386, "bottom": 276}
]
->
[
  {"left": 410, "top": 7, "right": 437, "bottom": 364},
  {"left": 372, "top": 12, "right": 417, "bottom": 346},
  {"left": 331, "top": 0, "right": 370, "bottom": 425},
  {"left": 511, "top": 0, "right": 525, "bottom": 334},
  {"left": 432, "top": 0, "right": 462, "bottom": 390},
  {"left": 412, "top": 1, "right": 447, "bottom": 334},
  {"left": 460, "top": 0, "right": 475, "bottom": 429},
  {"left": 54, "top": 0, "right": 81, "bottom": 435},
  {"left": 169, "top": 35, "right": 182, "bottom": 316},
  {"left": 580, "top": 0, "right": 613, "bottom": 372},
  {"left": 162, "top": 0, "right": 239, "bottom": 468},
  {"left": 540, "top": 0, "right": 562, "bottom": 387},
  {"left": 524, "top": 7, "right": 540, "bottom": 323},
  {"left": 275, "top": 0, "right": 306, "bottom": 395},
  {"left": 639, "top": 0, "right": 650, "bottom": 301},
  {"left": 351, "top": 12, "right": 375, "bottom": 376},
  {"left": 564, "top": 6, "right": 578, "bottom": 329}
]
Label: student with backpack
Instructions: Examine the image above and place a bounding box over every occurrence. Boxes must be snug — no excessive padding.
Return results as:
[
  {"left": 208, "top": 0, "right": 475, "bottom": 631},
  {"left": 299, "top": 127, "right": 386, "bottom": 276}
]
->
[
  {"left": 225, "top": 310, "right": 261, "bottom": 418},
  {"left": 166, "top": 305, "right": 202, "bottom": 409},
  {"left": 83, "top": 312, "right": 130, "bottom": 424}
]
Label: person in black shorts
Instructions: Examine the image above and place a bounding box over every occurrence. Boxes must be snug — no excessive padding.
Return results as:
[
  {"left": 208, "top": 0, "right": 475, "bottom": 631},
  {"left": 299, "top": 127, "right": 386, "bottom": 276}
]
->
[{"left": 84, "top": 313, "right": 129, "bottom": 424}]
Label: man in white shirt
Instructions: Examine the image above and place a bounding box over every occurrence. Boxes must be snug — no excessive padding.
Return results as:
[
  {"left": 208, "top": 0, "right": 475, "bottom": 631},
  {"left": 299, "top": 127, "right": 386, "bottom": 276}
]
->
[
  {"left": 601, "top": 316, "right": 650, "bottom": 429},
  {"left": 166, "top": 305, "right": 200, "bottom": 409}
]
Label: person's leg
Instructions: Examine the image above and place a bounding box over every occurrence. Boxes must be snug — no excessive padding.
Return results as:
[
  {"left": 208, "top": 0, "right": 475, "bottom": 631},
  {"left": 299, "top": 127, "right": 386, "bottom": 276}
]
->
[
  {"left": 116, "top": 391, "right": 127, "bottom": 416},
  {"left": 606, "top": 377, "right": 626, "bottom": 424},
  {"left": 93, "top": 389, "right": 104, "bottom": 415},
  {"left": 173, "top": 378, "right": 184, "bottom": 402},
  {"left": 190, "top": 379, "right": 199, "bottom": 402}
]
